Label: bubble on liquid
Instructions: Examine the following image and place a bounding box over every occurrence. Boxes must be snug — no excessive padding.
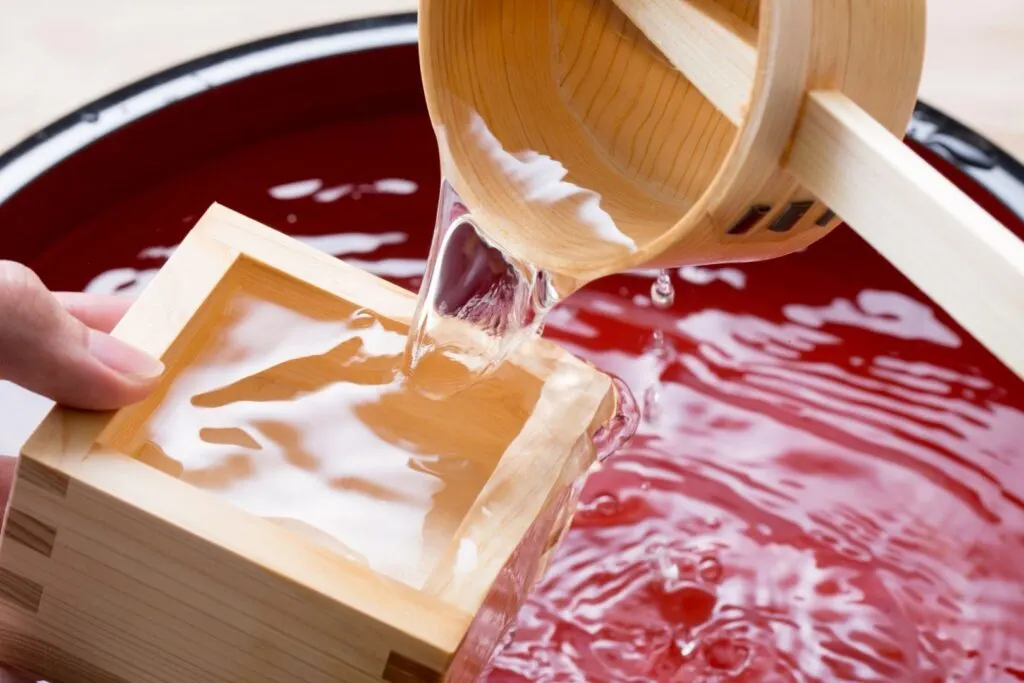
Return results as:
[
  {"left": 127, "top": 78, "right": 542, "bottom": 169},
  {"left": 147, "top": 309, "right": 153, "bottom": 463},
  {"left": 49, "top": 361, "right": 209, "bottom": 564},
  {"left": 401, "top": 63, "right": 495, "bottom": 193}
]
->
[
  {"left": 286, "top": 213, "right": 298, "bottom": 224},
  {"left": 698, "top": 557, "right": 723, "bottom": 584},
  {"left": 704, "top": 637, "right": 751, "bottom": 672},
  {"left": 582, "top": 493, "right": 620, "bottom": 518},
  {"left": 651, "top": 270, "right": 675, "bottom": 309},
  {"left": 348, "top": 308, "right": 379, "bottom": 330}
]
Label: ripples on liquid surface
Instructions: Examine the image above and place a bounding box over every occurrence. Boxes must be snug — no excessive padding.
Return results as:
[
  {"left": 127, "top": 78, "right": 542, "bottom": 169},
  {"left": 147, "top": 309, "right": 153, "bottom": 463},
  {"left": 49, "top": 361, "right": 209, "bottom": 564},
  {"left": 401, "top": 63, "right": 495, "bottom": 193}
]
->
[{"left": 25, "top": 113, "right": 1024, "bottom": 681}]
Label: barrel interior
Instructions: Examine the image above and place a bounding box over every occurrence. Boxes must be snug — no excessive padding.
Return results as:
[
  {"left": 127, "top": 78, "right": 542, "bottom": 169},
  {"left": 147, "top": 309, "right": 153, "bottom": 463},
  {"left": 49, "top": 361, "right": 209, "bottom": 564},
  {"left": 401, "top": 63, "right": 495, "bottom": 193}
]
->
[{"left": 421, "top": 0, "right": 759, "bottom": 273}]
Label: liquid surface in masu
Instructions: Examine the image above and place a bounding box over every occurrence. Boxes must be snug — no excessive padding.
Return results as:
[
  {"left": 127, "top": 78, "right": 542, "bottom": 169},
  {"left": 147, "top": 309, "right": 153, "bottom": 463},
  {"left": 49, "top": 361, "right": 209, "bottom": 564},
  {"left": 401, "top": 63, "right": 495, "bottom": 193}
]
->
[
  {"left": 22, "top": 108, "right": 1024, "bottom": 681},
  {"left": 115, "top": 277, "right": 558, "bottom": 591}
]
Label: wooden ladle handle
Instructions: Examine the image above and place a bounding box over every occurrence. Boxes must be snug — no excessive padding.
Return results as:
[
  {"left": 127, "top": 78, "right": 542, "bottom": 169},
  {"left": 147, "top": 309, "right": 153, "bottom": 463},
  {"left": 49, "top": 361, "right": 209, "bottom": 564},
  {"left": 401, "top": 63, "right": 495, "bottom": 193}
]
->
[
  {"left": 789, "top": 91, "right": 1024, "bottom": 380},
  {"left": 616, "top": 0, "right": 1024, "bottom": 380}
]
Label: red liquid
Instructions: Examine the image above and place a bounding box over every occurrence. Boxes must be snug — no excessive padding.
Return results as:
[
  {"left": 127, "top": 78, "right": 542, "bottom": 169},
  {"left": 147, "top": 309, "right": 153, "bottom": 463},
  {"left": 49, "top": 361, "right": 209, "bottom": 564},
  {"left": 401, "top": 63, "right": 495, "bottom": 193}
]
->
[{"left": 5, "top": 46, "right": 1024, "bottom": 682}]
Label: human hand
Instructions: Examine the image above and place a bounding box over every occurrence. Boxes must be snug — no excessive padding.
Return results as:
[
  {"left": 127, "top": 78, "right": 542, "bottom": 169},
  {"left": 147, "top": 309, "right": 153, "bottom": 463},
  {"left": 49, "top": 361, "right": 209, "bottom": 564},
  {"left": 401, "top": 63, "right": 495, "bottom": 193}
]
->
[
  {"left": 0, "top": 261, "right": 163, "bottom": 682},
  {"left": 0, "top": 261, "right": 164, "bottom": 410}
]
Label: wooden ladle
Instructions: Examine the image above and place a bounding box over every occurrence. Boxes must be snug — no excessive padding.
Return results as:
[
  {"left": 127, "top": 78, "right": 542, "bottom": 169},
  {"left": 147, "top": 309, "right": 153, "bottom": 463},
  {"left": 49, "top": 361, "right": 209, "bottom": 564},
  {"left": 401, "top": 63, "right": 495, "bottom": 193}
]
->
[{"left": 418, "top": 0, "right": 1024, "bottom": 380}]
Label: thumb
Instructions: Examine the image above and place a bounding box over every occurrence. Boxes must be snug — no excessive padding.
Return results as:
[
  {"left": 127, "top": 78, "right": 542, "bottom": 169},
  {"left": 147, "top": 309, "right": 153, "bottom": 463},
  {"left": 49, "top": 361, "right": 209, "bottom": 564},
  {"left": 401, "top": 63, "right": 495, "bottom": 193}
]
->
[{"left": 0, "top": 261, "right": 164, "bottom": 410}]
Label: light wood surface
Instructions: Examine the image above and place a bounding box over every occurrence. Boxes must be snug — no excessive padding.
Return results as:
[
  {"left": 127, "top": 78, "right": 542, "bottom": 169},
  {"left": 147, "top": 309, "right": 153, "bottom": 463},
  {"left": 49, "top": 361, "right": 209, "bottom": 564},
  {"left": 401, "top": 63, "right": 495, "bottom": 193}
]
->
[
  {"left": 418, "top": 0, "right": 924, "bottom": 271},
  {"left": 0, "top": 0, "right": 1021, "bottom": 162},
  {"left": 603, "top": 1, "right": 1024, "bottom": 380},
  {"left": 418, "top": 1, "right": 1024, "bottom": 379},
  {"left": 788, "top": 91, "right": 1024, "bottom": 381},
  {"left": 0, "top": 203, "right": 614, "bottom": 682}
]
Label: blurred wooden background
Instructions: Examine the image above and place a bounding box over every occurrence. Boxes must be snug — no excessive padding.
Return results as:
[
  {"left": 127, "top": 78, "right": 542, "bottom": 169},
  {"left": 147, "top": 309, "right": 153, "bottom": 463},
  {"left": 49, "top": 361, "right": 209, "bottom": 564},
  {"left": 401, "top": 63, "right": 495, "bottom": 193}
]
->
[{"left": 0, "top": 0, "right": 1022, "bottom": 160}]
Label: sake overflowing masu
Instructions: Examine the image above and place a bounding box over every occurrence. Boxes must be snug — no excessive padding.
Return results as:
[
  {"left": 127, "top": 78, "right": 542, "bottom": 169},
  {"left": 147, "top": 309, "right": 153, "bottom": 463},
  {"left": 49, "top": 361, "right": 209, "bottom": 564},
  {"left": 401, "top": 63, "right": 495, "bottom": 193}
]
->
[{"left": 19, "top": 100, "right": 1024, "bottom": 682}]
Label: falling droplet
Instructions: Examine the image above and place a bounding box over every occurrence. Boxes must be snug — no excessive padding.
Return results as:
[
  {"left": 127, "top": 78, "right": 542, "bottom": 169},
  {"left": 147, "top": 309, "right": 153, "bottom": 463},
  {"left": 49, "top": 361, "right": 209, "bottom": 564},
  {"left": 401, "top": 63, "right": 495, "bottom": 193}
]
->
[
  {"left": 641, "top": 328, "right": 672, "bottom": 426},
  {"left": 643, "top": 383, "right": 662, "bottom": 424},
  {"left": 651, "top": 269, "right": 675, "bottom": 309},
  {"left": 648, "top": 328, "right": 671, "bottom": 360}
]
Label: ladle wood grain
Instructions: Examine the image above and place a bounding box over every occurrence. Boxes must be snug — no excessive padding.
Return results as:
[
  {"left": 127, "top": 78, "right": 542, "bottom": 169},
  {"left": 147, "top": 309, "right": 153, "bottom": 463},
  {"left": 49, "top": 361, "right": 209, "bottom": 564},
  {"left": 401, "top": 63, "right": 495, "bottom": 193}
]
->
[{"left": 419, "top": 0, "right": 1024, "bottom": 381}]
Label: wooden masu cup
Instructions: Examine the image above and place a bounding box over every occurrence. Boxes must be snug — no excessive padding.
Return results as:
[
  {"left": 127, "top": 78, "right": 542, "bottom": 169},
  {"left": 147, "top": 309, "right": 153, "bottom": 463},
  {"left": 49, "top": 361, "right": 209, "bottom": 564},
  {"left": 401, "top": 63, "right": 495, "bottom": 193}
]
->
[
  {"left": 419, "top": 0, "right": 927, "bottom": 279},
  {"left": 0, "top": 205, "right": 616, "bottom": 683}
]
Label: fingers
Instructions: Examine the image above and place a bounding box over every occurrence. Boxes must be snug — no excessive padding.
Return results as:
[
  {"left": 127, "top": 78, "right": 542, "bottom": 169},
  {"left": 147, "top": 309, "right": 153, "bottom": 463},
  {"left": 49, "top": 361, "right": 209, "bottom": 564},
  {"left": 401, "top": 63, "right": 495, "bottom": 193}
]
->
[
  {"left": 54, "top": 291, "right": 134, "bottom": 334},
  {"left": 0, "top": 261, "right": 164, "bottom": 411}
]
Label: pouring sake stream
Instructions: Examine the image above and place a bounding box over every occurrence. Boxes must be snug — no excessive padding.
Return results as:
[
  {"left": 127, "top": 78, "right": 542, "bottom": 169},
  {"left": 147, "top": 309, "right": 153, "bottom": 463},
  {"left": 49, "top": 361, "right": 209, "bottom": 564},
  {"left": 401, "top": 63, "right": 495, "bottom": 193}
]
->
[{"left": 418, "top": 0, "right": 1024, "bottom": 381}]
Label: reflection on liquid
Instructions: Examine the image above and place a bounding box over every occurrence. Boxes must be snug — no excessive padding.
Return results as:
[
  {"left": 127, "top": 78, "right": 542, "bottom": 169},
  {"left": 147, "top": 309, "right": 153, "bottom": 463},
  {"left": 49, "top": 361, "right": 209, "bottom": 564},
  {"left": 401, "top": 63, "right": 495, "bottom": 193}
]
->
[
  {"left": 482, "top": 269, "right": 1024, "bottom": 682},
  {"left": 121, "top": 282, "right": 552, "bottom": 589},
  {"left": 268, "top": 176, "right": 419, "bottom": 202},
  {"left": 24, "top": 108, "right": 1024, "bottom": 680},
  {"left": 74, "top": 219, "right": 1024, "bottom": 679},
  {"left": 84, "top": 230, "right": 426, "bottom": 298}
]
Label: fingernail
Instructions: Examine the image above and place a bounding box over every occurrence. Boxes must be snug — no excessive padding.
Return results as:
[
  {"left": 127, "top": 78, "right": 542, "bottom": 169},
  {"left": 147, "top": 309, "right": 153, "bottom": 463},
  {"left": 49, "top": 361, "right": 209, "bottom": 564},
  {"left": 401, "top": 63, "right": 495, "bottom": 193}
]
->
[{"left": 88, "top": 330, "right": 165, "bottom": 380}]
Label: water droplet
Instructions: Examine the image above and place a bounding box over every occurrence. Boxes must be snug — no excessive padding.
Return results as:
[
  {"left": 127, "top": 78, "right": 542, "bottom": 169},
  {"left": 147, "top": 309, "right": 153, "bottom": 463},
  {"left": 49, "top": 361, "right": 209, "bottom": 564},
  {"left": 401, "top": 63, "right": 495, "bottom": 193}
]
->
[
  {"left": 590, "top": 493, "right": 619, "bottom": 517},
  {"left": 640, "top": 481, "right": 651, "bottom": 492},
  {"left": 698, "top": 557, "right": 723, "bottom": 584},
  {"left": 651, "top": 270, "right": 675, "bottom": 309},
  {"left": 647, "top": 328, "right": 671, "bottom": 360},
  {"left": 643, "top": 383, "right": 662, "bottom": 424},
  {"left": 80, "top": 111, "right": 99, "bottom": 123},
  {"left": 704, "top": 638, "right": 751, "bottom": 672}
]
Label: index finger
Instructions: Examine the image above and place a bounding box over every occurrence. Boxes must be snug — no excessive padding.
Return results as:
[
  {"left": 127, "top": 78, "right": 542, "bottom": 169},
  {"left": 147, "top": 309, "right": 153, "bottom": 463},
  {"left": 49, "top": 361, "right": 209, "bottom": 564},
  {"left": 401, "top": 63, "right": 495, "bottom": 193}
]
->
[{"left": 53, "top": 292, "right": 135, "bottom": 334}]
